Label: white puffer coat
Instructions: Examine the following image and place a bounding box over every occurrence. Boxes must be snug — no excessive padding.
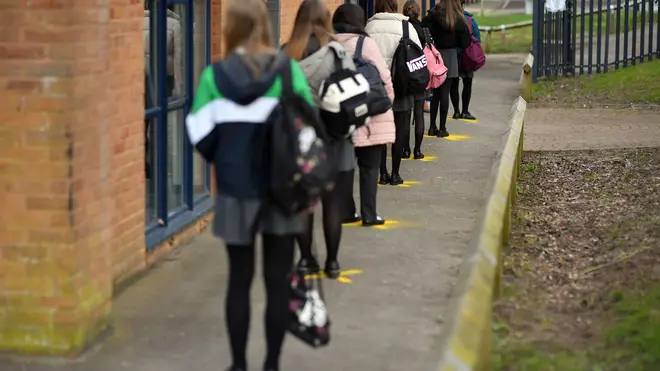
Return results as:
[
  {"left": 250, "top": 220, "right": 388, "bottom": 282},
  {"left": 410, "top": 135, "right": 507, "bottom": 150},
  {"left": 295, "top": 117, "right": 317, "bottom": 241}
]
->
[
  {"left": 365, "top": 12, "right": 422, "bottom": 111},
  {"left": 364, "top": 12, "right": 422, "bottom": 72}
]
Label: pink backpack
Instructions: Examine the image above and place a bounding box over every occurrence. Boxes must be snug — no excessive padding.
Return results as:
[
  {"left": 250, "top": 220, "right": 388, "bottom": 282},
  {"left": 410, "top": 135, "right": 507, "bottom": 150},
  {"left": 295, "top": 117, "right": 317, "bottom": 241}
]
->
[
  {"left": 461, "top": 16, "right": 486, "bottom": 72},
  {"left": 423, "top": 31, "right": 447, "bottom": 89}
]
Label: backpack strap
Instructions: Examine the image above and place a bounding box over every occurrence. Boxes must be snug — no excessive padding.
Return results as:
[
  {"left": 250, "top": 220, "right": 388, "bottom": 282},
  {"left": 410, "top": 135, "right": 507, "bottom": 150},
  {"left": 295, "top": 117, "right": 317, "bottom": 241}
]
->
[
  {"left": 466, "top": 16, "right": 474, "bottom": 35},
  {"left": 402, "top": 20, "right": 409, "bottom": 40},
  {"left": 278, "top": 54, "right": 295, "bottom": 95},
  {"left": 326, "top": 41, "right": 352, "bottom": 70},
  {"left": 355, "top": 35, "right": 366, "bottom": 60}
]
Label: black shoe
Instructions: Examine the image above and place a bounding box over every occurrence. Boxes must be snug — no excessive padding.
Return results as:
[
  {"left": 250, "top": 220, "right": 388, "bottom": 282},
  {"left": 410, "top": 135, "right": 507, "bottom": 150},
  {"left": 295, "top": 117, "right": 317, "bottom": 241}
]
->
[
  {"left": 452, "top": 112, "right": 462, "bottom": 119},
  {"left": 427, "top": 127, "right": 439, "bottom": 136},
  {"left": 362, "top": 216, "right": 385, "bottom": 226},
  {"left": 379, "top": 172, "right": 391, "bottom": 185},
  {"left": 324, "top": 261, "right": 341, "bottom": 279},
  {"left": 390, "top": 173, "right": 404, "bottom": 186},
  {"left": 297, "top": 257, "right": 320, "bottom": 274},
  {"left": 462, "top": 111, "right": 476, "bottom": 120},
  {"left": 413, "top": 150, "right": 425, "bottom": 159},
  {"left": 436, "top": 129, "right": 450, "bottom": 138},
  {"left": 402, "top": 148, "right": 411, "bottom": 159},
  {"left": 342, "top": 213, "right": 361, "bottom": 224}
]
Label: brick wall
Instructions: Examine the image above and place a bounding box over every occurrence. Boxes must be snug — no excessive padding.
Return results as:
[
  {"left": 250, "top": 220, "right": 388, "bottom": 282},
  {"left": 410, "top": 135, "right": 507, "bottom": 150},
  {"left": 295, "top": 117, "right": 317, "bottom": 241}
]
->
[
  {"left": 0, "top": 0, "right": 144, "bottom": 356},
  {"left": 280, "top": 0, "right": 345, "bottom": 43}
]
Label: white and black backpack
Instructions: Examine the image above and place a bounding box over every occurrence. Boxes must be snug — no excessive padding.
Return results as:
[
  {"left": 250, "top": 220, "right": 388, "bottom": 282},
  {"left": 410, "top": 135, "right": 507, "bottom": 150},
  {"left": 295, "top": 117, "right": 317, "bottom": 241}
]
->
[{"left": 318, "top": 43, "right": 371, "bottom": 140}]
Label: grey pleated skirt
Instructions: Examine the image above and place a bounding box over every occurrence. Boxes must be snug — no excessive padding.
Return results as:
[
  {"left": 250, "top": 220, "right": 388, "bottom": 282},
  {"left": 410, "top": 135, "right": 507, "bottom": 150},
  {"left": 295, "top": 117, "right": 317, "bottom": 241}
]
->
[
  {"left": 439, "top": 48, "right": 459, "bottom": 79},
  {"left": 333, "top": 137, "right": 356, "bottom": 173},
  {"left": 212, "top": 194, "right": 308, "bottom": 246}
]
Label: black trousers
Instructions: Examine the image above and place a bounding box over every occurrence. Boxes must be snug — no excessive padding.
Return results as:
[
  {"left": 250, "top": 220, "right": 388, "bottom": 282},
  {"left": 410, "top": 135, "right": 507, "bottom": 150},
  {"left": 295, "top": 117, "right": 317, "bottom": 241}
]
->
[{"left": 347, "top": 145, "right": 383, "bottom": 222}]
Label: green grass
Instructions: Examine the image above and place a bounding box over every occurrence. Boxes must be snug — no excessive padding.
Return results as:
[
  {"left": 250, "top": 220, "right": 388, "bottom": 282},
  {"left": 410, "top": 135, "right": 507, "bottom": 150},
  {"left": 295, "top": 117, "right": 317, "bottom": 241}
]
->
[
  {"left": 483, "top": 12, "right": 659, "bottom": 54},
  {"left": 476, "top": 13, "right": 533, "bottom": 27},
  {"left": 493, "top": 284, "right": 660, "bottom": 371},
  {"left": 532, "top": 58, "right": 660, "bottom": 105}
]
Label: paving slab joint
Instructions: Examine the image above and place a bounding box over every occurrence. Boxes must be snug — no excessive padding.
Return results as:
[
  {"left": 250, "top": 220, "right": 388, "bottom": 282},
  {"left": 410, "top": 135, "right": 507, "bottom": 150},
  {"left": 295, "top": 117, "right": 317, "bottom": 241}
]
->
[{"left": 434, "top": 97, "right": 527, "bottom": 371}]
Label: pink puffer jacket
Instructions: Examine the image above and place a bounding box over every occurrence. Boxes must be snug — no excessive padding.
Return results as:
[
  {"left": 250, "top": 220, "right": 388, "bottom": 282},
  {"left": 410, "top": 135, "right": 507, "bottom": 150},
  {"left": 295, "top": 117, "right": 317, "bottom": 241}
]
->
[{"left": 334, "top": 33, "right": 395, "bottom": 147}]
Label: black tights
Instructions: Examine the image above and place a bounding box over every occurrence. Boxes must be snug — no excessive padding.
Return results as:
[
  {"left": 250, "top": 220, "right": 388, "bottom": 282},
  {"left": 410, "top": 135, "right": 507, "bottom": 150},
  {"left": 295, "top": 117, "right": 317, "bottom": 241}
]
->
[
  {"left": 429, "top": 78, "right": 455, "bottom": 131},
  {"left": 226, "top": 235, "right": 295, "bottom": 370},
  {"left": 380, "top": 110, "right": 412, "bottom": 175},
  {"left": 404, "top": 99, "right": 425, "bottom": 152},
  {"left": 450, "top": 77, "right": 473, "bottom": 114},
  {"left": 297, "top": 170, "right": 353, "bottom": 264}
]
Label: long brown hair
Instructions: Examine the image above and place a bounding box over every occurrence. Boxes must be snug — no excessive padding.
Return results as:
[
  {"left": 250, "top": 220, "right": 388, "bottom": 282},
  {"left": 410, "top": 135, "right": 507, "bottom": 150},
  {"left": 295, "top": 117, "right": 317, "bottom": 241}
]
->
[
  {"left": 223, "top": 0, "right": 274, "bottom": 54},
  {"left": 375, "top": 0, "right": 398, "bottom": 13},
  {"left": 434, "top": 0, "right": 465, "bottom": 32},
  {"left": 284, "top": 0, "right": 333, "bottom": 61},
  {"left": 402, "top": 0, "right": 421, "bottom": 20}
]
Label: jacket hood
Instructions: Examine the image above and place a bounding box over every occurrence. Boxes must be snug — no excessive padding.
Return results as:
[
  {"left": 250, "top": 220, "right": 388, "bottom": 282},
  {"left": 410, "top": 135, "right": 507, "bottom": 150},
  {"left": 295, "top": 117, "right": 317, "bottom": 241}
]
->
[
  {"left": 298, "top": 41, "right": 342, "bottom": 80},
  {"left": 464, "top": 10, "right": 474, "bottom": 17},
  {"left": 333, "top": 22, "right": 369, "bottom": 36},
  {"left": 214, "top": 51, "right": 287, "bottom": 105},
  {"left": 368, "top": 12, "right": 409, "bottom": 22}
]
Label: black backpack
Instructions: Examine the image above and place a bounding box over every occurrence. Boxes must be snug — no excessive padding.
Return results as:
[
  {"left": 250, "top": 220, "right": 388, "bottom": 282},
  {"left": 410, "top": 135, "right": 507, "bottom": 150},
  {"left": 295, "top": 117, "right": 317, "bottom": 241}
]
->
[
  {"left": 318, "top": 43, "right": 371, "bottom": 140},
  {"left": 268, "top": 57, "right": 336, "bottom": 216},
  {"left": 354, "top": 35, "right": 392, "bottom": 117},
  {"left": 391, "top": 20, "right": 430, "bottom": 97}
]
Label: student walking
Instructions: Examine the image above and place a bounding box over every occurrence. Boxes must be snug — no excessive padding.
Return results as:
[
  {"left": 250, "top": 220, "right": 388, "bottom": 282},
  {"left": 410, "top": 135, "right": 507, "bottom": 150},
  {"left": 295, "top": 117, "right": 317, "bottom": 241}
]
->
[
  {"left": 185, "top": 0, "right": 316, "bottom": 369},
  {"left": 284, "top": 0, "right": 357, "bottom": 277},
  {"left": 333, "top": 3, "right": 396, "bottom": 226},
  {"left": 366, "top": 0, "right": 423, "bottom": 185},
  {"left": 422, "top": 0, "right": 470, "bottom": 137},
  {"left": 402, "top": 0, "right": 427, "bottom": 159},
  {"left": 450, "top": 0, "right": 481, "bottom": 120}
]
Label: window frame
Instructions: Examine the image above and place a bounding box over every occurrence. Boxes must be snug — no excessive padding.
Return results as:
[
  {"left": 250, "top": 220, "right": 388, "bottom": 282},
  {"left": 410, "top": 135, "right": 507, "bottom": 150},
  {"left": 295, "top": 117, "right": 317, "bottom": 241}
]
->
[{"left": 144, "top": 0, "right": 213, "bottom": 249}]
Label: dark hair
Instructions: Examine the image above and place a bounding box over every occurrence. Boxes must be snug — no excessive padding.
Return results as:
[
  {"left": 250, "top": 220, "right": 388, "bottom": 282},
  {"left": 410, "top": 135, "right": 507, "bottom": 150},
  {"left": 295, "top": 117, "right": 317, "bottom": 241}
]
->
[
  {"left": 402, "top": 0, "right": 421, "bottom": 20},
  {"left": 375, "top": 0, "right": 398, "bottom": 13},
  {"left": 332, "top": 3, "right": 366, "bottom": 28}
]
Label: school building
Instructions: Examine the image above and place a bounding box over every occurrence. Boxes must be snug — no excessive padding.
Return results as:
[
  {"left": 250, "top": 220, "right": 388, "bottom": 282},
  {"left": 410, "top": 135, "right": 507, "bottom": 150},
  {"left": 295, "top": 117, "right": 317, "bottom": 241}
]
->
[{"left": 0, "top": 0, "right": 436, "bottom": 357}]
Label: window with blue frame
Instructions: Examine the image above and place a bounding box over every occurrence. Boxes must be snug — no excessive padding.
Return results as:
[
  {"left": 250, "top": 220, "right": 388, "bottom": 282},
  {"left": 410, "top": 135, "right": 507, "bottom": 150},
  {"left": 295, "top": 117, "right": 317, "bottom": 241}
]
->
[{"left": 144, "top": 0, "right": 212, "bottom": 248}]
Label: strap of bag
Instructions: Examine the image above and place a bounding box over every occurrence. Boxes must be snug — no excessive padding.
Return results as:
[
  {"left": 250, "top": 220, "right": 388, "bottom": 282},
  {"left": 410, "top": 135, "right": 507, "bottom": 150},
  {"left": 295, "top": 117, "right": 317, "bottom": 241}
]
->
[
  {"left": 402, "top": 19, "right": 409, "bottom": 40},
  {"left": 466, "top": 16, "right": 474, "bottom": 35},
  {"left": 355, "top": 35, "right": 366, "bottom": 60},
  {"left": 277, "top": 53, "right": 295, "bottom": 95},
  {"left": 326, "top": 41, "right": 352, "bottom": 71},
  {"left": 423, "top": 27, "right": 433, "bottom": 45}
]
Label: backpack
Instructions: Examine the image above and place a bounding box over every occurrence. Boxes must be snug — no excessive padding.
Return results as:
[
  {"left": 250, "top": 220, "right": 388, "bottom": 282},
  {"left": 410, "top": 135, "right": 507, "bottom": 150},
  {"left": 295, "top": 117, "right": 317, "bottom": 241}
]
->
[
  {"left": 268, "top": 57, "right": 336, "bottom": 216},
  {"left": 318, "top": 43, "right": 371, "bottom": 140},
  {"left": 354, "top": 35, "right": 392, "bottom": 117},
  {"left": 422, "top": 28, "right": 448, "bottom": 89},
  {"left": 391, "top": 20, "right": 430, "bottom": 97},
  {"left": 461, "top": 16, "right": 486, "bottom": 72}
]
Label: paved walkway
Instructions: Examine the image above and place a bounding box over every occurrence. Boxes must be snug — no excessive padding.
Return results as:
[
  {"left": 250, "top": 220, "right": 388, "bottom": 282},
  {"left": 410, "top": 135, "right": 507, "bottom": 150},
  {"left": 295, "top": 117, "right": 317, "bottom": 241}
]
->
[
  {"left": 0, "top": 57, "right": 524, "bottom": 371},
  {"left": 525, "top": 108, "right": 660, "bottom": 150}
]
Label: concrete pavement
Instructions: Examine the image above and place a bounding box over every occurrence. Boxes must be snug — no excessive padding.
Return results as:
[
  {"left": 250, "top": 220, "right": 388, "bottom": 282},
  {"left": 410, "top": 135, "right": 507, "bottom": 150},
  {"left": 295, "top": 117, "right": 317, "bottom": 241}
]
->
[{"left": 0, "top": 55, "right": 525, "bottom": 371}]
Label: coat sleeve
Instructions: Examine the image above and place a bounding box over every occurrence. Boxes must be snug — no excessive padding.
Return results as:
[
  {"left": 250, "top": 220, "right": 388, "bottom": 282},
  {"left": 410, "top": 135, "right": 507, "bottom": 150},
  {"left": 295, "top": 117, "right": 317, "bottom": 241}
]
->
[
  {"left": 408, "top": 22, "right": 422, "bottom": 49},
  {"left": 456, "top": 20, "right": 472, "bottom": 49},
  {"left": 471, "top": 18, "right": 482, "bottom": 42},
  {"left": 290, "top": 60, "right": 316, "bottom": 108},
  {"left": 186, "top": 66, "right": 220, "bottom": 162},
  {"left": 362, "top": 37, "right": 395, "bottom": 102}
]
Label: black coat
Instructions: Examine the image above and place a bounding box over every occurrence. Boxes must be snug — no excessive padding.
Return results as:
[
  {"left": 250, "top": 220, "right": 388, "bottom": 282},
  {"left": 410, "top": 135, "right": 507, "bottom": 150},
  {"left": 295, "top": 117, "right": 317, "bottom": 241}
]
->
[
  {"left": 422, "top": 9, "right": 470, "bottom": 50},
  {"left": 408, "top": 17, "right": 427, "bottom": 48}
]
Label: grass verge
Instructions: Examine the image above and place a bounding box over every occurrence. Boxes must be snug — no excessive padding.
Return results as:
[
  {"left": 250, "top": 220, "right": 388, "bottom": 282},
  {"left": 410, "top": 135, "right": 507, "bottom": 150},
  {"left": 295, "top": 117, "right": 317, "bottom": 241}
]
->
[
  {"left": 532, "top": 58, "right": 660, "bottom": 106},
  {"left": 493, "top": 148, "right": 660, "bottom": 371}
]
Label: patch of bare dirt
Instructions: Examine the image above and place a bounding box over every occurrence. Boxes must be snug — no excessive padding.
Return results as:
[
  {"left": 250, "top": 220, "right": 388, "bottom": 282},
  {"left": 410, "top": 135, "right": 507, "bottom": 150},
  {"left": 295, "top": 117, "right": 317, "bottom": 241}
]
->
[{"left": 495, "top": 147, "right": 660, "bottom": 350}]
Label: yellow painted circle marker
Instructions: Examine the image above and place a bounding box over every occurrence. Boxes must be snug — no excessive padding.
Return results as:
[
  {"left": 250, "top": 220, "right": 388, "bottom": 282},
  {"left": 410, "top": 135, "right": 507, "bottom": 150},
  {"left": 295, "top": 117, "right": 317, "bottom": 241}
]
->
[
  {"left": 343, "top": 219, "right": 419, "bottom": 230},
  {"left": 378, "top": 180, "right": 421, "bottom": 188},
  {"left": 304, "top": 269, "right": 363, "bottom": 284},
  {"left": 443, "top": 134, "right": 471, "bottom": 141},
  {"left": 424, "top": 134, "right": 470, "bottom": 141},
  {"left": 386, "top": 155, "right": 438, "bottom": 162},
  {"left": 449, "top": 117, "right": 479, "bottom": 124}
]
